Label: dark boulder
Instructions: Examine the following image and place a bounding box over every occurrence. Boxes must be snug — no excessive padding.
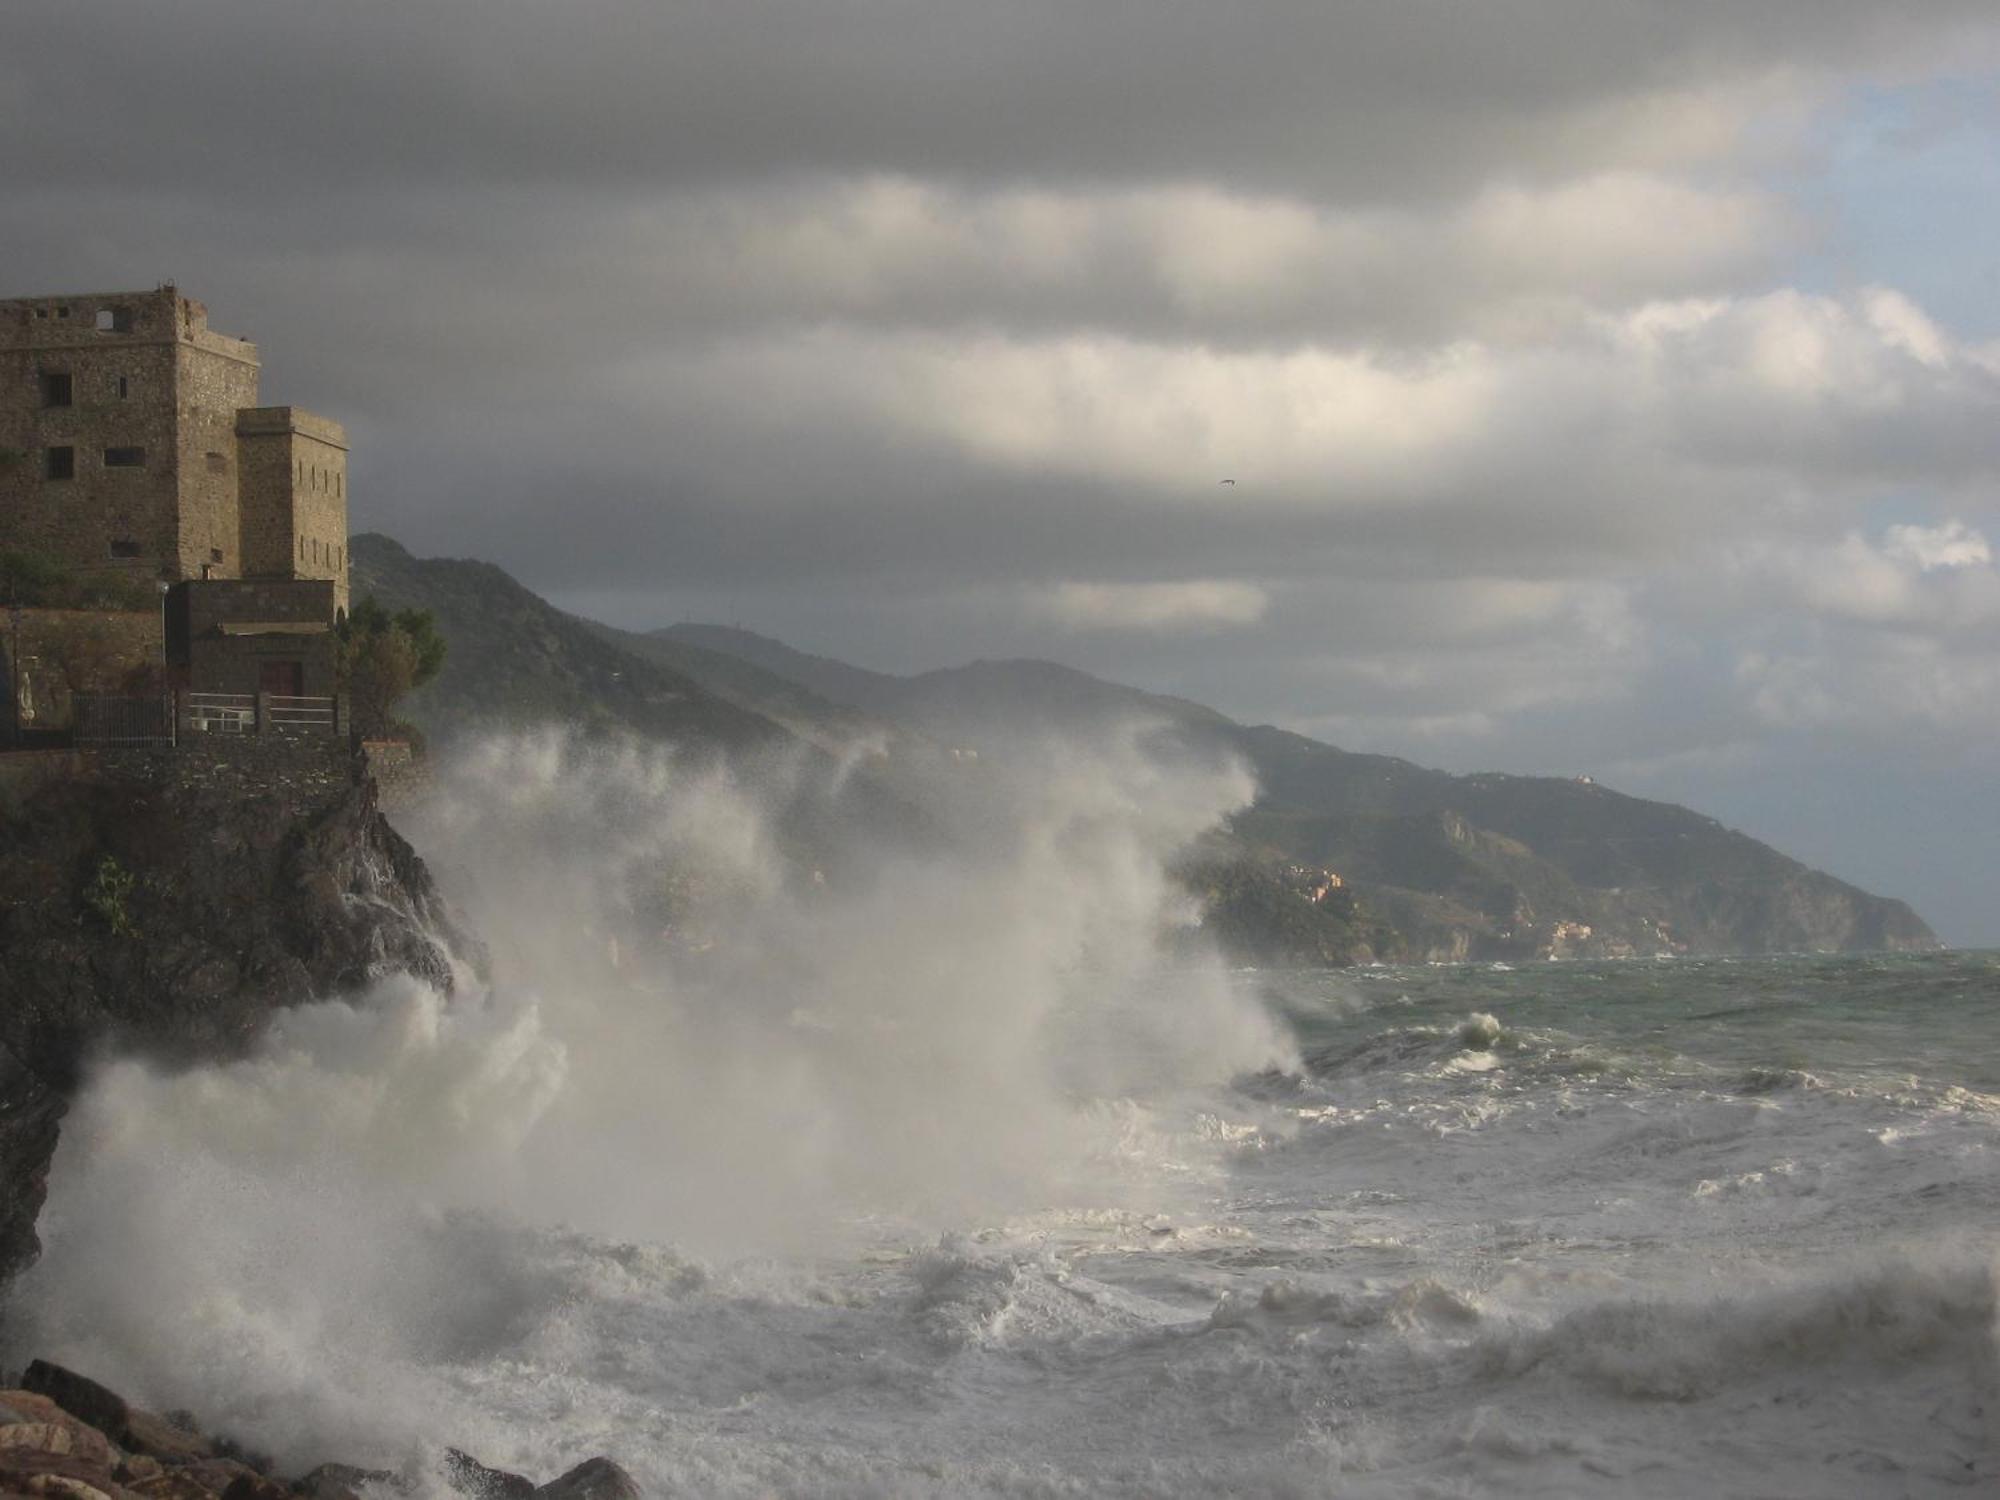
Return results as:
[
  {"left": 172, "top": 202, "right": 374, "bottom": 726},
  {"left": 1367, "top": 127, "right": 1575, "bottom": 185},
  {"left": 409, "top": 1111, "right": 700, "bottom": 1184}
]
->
[
  {"left": 533, "top": 1459, "right": 641, "bottom": 1500},
  {"left": 294, "top": 1462, "right": 399, "bottom": 1500},
  {"left": 22, "top": 1359, "right": 130, "bottom": 1447}
]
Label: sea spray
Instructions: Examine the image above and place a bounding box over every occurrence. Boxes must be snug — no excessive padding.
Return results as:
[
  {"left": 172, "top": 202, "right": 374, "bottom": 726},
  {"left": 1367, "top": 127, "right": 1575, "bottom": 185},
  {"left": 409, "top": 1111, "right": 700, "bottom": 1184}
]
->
[{"left": 7, "top": 723, "right": 1294, "bottom": 1467}]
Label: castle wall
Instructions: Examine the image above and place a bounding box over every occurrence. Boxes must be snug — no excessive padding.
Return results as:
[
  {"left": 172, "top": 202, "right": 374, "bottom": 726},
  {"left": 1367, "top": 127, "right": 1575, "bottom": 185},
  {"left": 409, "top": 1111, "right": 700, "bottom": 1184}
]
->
[
  {"left": 236, "top": 407, "right": 350, "bottom": 613},
  {"left": 1, "top": 608, "right": 160, "bottom": 732},
  {"left": 175, "top": 338, "right": 259, "bottom": 581},
  {"left": 4, "top": 290, "right": 348, "bottom": 614},
  {"left": 180, "top": 577, "right": 337, "bottom": 636},
  {"left": 0, "top": 291, "right": 194, "bottom": 586},
  {"left": 234, "top": 424, "right": 296, "bottom": 581},
  {"left": 174, "top": 577, "right": 338, "bottom": 702}
]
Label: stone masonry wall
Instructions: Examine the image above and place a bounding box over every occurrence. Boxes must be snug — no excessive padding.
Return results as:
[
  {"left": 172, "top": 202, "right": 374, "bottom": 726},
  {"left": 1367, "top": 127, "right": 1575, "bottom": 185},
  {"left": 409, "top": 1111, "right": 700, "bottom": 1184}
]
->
[
  {"left": 236, "top": 406, "right": 350, "bottom": 613},
  {"left": 174, "top": 336, "right": 259, "bottom": 581},
  {"left": 2, "top": 292, "right": 352, "bottom": 615},
  {"left": 0, "top": 291, "right": 192, "bottom": 588},
  {"left": 182, "top": 578, "right": 336, "bottom": 634},
  {"left": 1, "top": 609, "right": 160, "bottom": 732},
  {"left": 233, "top": 422, "right": 295, "bottom": 581}
]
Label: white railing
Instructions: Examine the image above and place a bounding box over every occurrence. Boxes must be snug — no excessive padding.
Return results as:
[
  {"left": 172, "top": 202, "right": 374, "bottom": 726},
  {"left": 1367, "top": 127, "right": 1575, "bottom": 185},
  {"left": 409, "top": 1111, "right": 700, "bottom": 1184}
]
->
[
  {"left": 265, "top": 694, "right": 335, "bottom": 732},
  {"left": 185, "top": 692, "right": 255, "bottom": 734}
]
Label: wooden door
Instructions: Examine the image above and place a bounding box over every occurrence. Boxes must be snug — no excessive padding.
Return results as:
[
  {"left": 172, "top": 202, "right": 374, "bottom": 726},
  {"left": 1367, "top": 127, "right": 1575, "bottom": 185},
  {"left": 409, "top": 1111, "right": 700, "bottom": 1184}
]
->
[{"left": 259, "top": 660, "right": 304, "bottom": 697}]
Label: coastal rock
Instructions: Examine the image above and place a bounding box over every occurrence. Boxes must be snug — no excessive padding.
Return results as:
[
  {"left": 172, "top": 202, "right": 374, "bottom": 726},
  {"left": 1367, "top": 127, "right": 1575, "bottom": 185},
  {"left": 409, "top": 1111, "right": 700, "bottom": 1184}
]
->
[
  {"left": 294, "top": 1463, "right": 397, "bottom": 1500},
  {"left": 216, "top": 1474, "right": 288, "bottom": 1500},
  {"left": 20, "top": 1365, "right": 127, "bottom": 1452},
  {"left": 0, "top": 1445, "right": 127, "bottom": 1500},
  {"left": 116, "top": 1414, "right": 206, "bottom": 1469},
  {"left": 0, "top": 1390, "right": 115, "bottom": 1468},
  {"left": 168, "top": 1459, "right": 257, "bottom": 1497},
  {"left": 533, "top": 1460, "right": 640, "bottom": 1500},
  {"left": 122, "top": 1468, "right": 229, "bottom": 1500},
  {"left": 441, "top": 1451, "right": 533, "bottom": 1500},
  {"left": 0, "top": 746, "right": 481, "bottom": 1280}
]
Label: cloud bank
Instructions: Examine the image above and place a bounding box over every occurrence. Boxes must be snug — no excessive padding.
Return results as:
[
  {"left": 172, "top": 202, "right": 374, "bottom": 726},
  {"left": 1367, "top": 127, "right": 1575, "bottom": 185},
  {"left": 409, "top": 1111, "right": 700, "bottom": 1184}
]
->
[{"left": 5, "top": 1, "right": 1999, "bottom": 936}]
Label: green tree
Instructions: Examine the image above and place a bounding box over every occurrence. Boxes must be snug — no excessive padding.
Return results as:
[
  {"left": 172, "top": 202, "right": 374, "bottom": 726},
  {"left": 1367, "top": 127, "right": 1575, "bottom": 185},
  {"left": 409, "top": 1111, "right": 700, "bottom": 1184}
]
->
[{"left": 336, "top": 595, "right": 446, "bottom": 740}]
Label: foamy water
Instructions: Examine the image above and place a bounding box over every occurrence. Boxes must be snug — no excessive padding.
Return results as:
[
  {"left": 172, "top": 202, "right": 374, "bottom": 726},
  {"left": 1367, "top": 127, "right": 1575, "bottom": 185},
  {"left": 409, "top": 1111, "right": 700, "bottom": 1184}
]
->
[{"left": 7, "top": 735, "right": 1997, "bottom": 1497}]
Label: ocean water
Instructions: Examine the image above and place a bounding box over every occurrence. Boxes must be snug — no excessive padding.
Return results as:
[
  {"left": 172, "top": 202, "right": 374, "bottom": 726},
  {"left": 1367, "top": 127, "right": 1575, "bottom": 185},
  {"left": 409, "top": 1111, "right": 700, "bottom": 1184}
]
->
[{"left": 9, "top": 740, "right": 1998, "bottom": 1498}]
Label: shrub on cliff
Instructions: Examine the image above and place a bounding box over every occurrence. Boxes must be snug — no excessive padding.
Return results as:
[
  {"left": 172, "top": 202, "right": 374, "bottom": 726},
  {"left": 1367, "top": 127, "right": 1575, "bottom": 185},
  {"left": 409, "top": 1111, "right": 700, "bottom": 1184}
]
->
[
  {"left": 335, "top": 595, "right": 447, "bottom": 740},
  {"left": 0, "top": 548, "right": 155, "bottom": 612}
]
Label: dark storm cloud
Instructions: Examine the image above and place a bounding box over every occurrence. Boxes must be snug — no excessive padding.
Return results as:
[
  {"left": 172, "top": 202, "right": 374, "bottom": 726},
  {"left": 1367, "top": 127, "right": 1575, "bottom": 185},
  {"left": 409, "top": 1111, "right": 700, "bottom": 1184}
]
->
[
  {"left": 10, "top": 1, "right": 1989, "bottom": 198},
  {"left": 8, "top": 1, "right": 2000, "bottom": 936}
]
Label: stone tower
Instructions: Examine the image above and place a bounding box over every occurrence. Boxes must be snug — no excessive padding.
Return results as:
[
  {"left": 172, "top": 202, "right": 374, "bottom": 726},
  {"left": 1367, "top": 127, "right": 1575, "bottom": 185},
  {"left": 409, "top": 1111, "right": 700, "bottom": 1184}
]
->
[{"left": 0, "top": 287, "right": 349, "bottom": 613}]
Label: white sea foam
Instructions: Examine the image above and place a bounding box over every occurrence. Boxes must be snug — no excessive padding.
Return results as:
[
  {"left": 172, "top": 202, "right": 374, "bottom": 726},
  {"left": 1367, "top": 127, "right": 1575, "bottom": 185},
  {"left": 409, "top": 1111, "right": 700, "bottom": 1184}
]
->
[
  {"left": 6, "top": 731, "right": 1998, "bottom": 1495},
  {"left": 9, "top": 726, "right": 1297, "bottom": 1472}
]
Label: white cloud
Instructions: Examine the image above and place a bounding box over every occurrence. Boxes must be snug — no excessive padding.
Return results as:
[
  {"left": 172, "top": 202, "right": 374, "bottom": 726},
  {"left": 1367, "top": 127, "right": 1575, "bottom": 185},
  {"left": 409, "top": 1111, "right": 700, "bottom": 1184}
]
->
[
  {"left": 589, "top": 172, "right": 1790, "bottom": 346},
  {"left": 1883, "top": 519, "right": 1991, "bottom": 570},
  {"left": 670, "top": 287, "right": 1999, "bottom": 528},
  {"left": 1030, "top": 579, "right": 1270, "bottom": 632}
]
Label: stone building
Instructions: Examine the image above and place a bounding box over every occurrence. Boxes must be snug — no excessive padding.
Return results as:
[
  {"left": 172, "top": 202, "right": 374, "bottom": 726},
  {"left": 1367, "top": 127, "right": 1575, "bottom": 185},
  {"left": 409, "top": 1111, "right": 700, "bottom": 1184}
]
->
[{"left": 0, "top": 286, "right": 349, "bottom": 613}]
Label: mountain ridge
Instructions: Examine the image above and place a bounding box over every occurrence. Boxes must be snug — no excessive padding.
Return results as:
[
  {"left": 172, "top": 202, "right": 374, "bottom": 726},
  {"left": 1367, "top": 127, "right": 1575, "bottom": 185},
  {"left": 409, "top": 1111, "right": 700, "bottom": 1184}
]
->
[
  {"left": 352, "top": 535, "right": 1937, "bottom": 962},
  {"left": 655, "top": 626, "right": 1938, "bottom": 962}
]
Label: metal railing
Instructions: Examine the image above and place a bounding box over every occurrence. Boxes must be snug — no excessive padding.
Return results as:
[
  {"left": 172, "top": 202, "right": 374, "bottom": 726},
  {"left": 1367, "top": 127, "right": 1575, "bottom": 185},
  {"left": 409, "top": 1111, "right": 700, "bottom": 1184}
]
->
[
  {"left": 180, "top": 691, "right": 342, "bottom": 737},
  {"left": 184, "top": 692, "right": 255, "bottom": 734},
  {"left": 264, "top": 694, "right": 336, "bottom": 733},
  {"left": 73, "top": 694, "right": 174, "bottom": 748}
]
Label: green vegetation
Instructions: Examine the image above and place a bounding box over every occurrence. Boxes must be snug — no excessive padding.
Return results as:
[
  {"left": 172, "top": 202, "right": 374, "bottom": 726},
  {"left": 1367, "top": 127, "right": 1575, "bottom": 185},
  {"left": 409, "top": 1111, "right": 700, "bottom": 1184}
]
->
[
  {"left": 335, "top": 594, "right": 448, "bottom": 741},
  {"left": 83, "top": 854, "right": 138, "bottom": 938},
  {"left": 1176, "top": 853, "right": 1404, "bottom": 966},
  {"left": 0, "top": 548, "right": 156, "bottom": 612}
]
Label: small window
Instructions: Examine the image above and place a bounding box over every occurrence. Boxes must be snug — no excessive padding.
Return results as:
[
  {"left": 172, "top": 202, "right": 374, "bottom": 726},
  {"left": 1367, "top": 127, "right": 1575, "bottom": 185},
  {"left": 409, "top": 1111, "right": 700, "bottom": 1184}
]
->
[
  {"left": 109, "top": 539, "right": 142, "bottom": 558},
  {"left": 39, "top": 371, "right": 72, "bottom": 407},
  {"left": 43, "top": 446, "right": 75, "bottom": 480},
  {"left": 103, "top": 446, "right": 146, "bottom": 468},
  {"left": 300, "top": 537, "right": 308, "bottom": 561},
  {"left": 206, "top": 451, "right": 229, "bottom": 474},
  {"left": 117, "top": 376, "right": 130, "bottom": 399},
  {"left": 336, "top": 474, "right": 343, "bottom": 498},
  {"left": 210, "top": 547, "right": 224, "bottom": 563},
  {"left": 94, "top": 307, "right": 133, "bottom": 333},
  {"left": 34, "top": 307, "right": 48, "bottom": 320},
  {"left": 56, "top": 305, "right": 71, "bottom": 319}
]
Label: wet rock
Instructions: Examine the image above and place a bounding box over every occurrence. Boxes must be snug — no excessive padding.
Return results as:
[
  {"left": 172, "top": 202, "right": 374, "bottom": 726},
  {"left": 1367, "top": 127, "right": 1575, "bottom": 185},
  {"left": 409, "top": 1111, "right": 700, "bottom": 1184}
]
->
[
  {"left": 124, "top": 1468, "right": 228, "bottom": 1500},
  {"left": 294, "top": 1463, "right": 398, "bottom": 1500},
  {"left": 532, "top": 1460, "right": 640, "bottom": 1500},
  {"left": 441, "top": 1451, "right": 533, "bottom": 1500},
  {"left": 0, "top": 754, "right": 481, "bottom": 1280},
  {"left": 0, "top": 1389, "right": 117, "bottom": 1466},
  {"left": 119, "top": 1411, "right": 209, "bottom": 1467},
  {"left": 21, "top": 1473, "right": 119, "bottom": 1500},
  {"left": 0, "top": 1445, "right": 126, "bottom": 1500},
  {"left": 217, "top": 1474, "right": 288, "bottom": 1500},
  {"left": 173, "top": 1458, "right": 258, "bottom": 1496},
  {"left": 20, "top": 1363, "right": 127, "bottom": 1449}
]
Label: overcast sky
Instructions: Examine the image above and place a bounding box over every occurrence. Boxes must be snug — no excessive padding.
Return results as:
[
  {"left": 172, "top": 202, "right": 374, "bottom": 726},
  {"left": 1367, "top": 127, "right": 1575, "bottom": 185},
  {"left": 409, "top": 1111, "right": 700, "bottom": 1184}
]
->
[{"left": 8, "top": 2, "right": 1999, "bottom": 942}]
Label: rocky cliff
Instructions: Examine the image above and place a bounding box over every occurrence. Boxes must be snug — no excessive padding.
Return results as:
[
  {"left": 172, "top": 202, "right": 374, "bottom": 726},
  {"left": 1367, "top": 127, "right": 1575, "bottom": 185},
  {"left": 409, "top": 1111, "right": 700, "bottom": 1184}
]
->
[{"left": 0, "top": 741, "right": 475, "bottom": 1281}]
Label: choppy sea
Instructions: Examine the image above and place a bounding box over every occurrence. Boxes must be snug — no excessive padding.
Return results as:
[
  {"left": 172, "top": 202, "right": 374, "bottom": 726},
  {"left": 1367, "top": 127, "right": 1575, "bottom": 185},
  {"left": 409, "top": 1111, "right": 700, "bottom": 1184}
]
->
[
  {"left": 13, "top": 953, "right": 1992, "bottom": 1498},
  {"left": 9, "top": 741, "right": 1997, "bottom": 1498}
]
